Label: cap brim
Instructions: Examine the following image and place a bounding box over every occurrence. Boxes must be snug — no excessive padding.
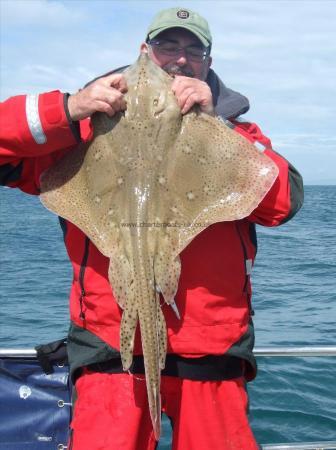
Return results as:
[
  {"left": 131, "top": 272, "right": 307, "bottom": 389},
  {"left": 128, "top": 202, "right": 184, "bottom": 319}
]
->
[{"left": 148, "top": 25, "right": 210, "bottom": 48}]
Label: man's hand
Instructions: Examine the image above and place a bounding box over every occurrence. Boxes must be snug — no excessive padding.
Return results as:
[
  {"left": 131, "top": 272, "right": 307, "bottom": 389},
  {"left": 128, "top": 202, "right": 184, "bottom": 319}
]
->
[
  {"left": 171, "top": 76, "right": 214, "bottom": 116},
  {"left": 67, "top": 73, "right": 128, "bottom": 121}
]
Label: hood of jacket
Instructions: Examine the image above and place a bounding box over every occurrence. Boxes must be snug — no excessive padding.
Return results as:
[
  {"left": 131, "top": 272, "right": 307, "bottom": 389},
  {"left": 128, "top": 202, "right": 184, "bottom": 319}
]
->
[{"left": 206, "top": 68, "right": 249, "bottom": 119}]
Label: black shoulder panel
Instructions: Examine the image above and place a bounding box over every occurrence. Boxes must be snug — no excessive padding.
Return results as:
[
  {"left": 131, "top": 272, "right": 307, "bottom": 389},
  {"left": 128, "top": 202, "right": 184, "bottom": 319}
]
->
[
  {"left": 249, "top": 222, "right": 258, "bottom": 252},
  {"left": 281, "top": 161, "right": 304, "bottom": 224},
  {"left": 0, "top": 162, "right": 23, "bottom": 186},
  {"left": 58, "top": 217, "right": 68, "bottom": 241}
]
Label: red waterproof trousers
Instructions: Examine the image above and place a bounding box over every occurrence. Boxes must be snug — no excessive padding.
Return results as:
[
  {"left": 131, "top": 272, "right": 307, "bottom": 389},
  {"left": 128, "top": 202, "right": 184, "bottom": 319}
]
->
[{"left": 70, "top": 371, "right": 258, "bottom": 450}]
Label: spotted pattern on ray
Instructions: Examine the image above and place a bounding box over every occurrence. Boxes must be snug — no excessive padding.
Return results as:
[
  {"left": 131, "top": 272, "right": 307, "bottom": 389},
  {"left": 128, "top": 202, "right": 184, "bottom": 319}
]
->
[{"left": 40, "top": 53, "right": 278, "bottom": 439}]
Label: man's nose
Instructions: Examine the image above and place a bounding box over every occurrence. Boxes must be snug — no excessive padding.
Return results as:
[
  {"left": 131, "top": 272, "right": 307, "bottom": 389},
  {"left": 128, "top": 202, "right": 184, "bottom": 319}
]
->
[{"left": 175, "top": 52, "right": 188, "bottom": 65}]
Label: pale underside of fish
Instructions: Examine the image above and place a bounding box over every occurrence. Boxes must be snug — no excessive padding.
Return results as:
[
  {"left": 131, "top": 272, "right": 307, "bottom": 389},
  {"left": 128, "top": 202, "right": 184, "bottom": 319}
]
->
[{"left": 40, "top": 52, "right": 278, "bottom": 440}]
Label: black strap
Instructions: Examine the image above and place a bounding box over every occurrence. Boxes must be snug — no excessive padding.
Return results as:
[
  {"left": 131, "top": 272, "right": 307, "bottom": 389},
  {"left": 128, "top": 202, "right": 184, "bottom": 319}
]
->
[
  {"left": 35, "top": 338, "right": 68, "bottom": 374},
  {"left": 87, "top": 354, "right": 242, "bottom": 381},
  {"left": 36, "top": 339, "right": 243, "bottom": 381}
]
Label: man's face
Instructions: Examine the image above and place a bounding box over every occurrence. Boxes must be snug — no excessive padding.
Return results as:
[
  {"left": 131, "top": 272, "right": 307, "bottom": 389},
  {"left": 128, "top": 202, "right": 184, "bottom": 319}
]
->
[{"left": 141, "top": 28, "right": 212, "bottom": 81}]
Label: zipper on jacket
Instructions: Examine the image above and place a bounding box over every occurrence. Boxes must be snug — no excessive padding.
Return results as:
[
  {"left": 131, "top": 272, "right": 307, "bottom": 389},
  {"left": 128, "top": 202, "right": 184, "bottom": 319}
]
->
[
  {"left": 235, "top": 222, "right": 254, "bottom": 316},
  {"left": 78, "top": 237, "right": 90, "bottom": 320}
]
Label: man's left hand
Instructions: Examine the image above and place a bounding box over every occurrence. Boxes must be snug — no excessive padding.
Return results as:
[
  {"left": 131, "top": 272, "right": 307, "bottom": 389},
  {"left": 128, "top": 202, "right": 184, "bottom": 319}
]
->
[{"left": 171, "top": 76, "right": 214, "bottom": 116}]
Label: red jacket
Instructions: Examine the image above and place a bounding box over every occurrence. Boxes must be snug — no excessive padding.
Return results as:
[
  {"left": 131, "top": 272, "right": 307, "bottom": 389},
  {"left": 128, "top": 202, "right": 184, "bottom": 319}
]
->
[{"left": 0, "top": 90, "right": 303, "bottom": 381}]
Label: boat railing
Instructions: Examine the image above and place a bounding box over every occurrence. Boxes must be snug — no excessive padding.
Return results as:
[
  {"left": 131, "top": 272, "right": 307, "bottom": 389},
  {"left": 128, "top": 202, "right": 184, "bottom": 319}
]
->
[
  {"left": 254, "top": 346, "right": 336, "bottom": 357},
  {"left": 261, "top": 443, "right": 336, "bottom": 450},
  {"left": 1, "top": 345, "right": 335, "bottom": 450},
  {"left": 1, "top": 345, "right": 336, "bottom": 358},
  {"left": 254, "top": 346, "right": 336, "bottom": 449}
]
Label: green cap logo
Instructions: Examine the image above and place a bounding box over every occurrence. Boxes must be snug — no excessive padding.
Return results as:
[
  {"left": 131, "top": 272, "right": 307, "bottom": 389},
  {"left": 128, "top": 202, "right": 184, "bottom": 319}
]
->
[{"left": 177, "top": 10, "right": 189, "bottom": 19}]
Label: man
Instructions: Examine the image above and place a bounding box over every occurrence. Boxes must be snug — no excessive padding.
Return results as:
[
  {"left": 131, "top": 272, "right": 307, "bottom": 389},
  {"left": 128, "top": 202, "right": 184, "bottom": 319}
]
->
[{"left": 0, "top": 7, "right": 303, "bottom": 450}]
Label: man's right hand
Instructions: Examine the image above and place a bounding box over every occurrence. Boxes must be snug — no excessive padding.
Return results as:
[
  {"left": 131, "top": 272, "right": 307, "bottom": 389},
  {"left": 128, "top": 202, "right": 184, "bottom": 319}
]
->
[{"left": 67, "top": 73, "right": 128, "bottom": 121}]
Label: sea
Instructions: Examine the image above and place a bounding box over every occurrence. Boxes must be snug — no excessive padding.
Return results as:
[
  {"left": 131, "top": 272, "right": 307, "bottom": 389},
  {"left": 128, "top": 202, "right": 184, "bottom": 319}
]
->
[{"left": 0, "top": 185, "right": 335, "bottom": 447}]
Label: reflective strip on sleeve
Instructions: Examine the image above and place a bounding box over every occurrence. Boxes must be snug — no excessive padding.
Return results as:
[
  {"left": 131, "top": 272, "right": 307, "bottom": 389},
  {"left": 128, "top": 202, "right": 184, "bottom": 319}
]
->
[
  {"left": 25, "top": 94, "right": 47, "bottom": 144},
  {"left": 246, "top": 259, "right": 253, "bottom": 276},
  {"left": 254, "top": 141, "right": 266, "bottom": 152}
]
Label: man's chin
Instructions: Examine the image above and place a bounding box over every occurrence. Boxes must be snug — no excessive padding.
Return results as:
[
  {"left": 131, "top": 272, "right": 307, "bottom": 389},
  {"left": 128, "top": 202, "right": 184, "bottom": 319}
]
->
[
  {"left": 168, "top": 72, "right": 186, "bottom": 78},
  {"left": 163, "top": 66, "right": 194, "bottom": 78}
]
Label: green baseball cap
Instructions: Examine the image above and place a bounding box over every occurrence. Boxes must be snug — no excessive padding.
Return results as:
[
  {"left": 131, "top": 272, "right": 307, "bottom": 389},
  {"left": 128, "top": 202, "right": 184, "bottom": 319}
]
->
[{"left": 146, "top": 7, "right": 212, "bottom": 49}]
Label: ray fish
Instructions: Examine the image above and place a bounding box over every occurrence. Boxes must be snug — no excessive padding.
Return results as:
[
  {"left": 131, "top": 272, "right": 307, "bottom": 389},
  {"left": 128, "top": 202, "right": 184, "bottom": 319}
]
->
[{"left": 40, "top": 53, "right": 278, "bottom": 439}]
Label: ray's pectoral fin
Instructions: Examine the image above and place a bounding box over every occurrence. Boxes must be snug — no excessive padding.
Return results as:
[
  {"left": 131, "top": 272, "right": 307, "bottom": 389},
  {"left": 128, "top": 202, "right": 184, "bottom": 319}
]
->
[{"left": 164, "top": 112, "right": 279, "bottom": 254}]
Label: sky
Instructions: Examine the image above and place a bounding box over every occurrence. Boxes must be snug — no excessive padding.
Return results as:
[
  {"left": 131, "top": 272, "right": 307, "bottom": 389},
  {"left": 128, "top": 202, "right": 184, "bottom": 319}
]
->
[{"left": 1, "top": 0, "right": 335, "bottom": 184}]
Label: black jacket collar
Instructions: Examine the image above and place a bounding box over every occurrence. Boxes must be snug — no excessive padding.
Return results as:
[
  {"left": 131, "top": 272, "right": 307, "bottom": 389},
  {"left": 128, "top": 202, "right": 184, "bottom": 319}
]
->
[{"left": 206, "top": 68, "right": 249, "bottom": 119}]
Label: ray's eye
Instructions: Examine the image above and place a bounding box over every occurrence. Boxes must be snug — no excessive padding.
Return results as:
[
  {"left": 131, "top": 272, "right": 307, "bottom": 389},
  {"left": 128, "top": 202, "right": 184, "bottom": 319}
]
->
[{"left": 152, "top": 95, "right": 166, "bottom": 117}]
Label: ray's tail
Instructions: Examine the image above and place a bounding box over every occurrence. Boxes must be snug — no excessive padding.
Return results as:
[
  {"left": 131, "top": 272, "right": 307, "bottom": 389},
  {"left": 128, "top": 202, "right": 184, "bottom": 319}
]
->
[
  {"left": 120, "top": 272, "right": 167, "bottom": 440},
  {"left": 138, "top": 298, "right": 166, "bottom": 439}
]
